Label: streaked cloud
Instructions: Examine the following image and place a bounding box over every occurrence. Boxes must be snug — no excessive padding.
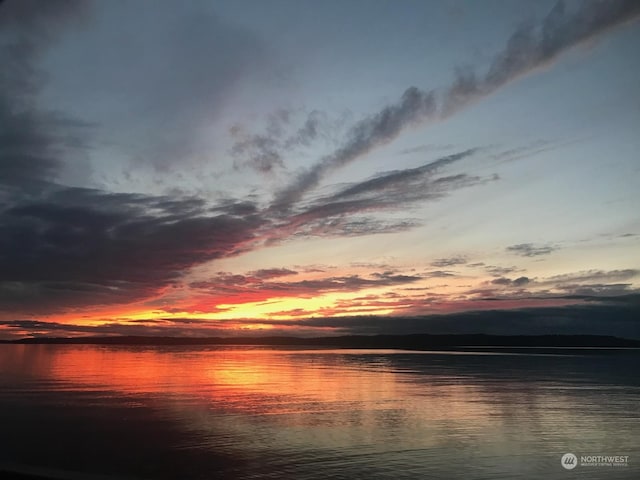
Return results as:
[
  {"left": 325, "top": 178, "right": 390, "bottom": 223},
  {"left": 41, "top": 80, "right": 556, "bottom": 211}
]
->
[
  {"left": 231, "top": 109, "right": 335, "bottom": 174},
  {"left": 507, "top": 243, "right": 557, "bottom": 257},
  {"left": 431, "top": 256, "right": 468, "bottom": 268},
  {"left": 272, "top": 0, "right": 640, "bottom": 208},
  {"left": 491, "top": 276, "right": 531, "bottom": 287},
  {"left": 272, "top": 87, "right": 437, "bottom": 210}
]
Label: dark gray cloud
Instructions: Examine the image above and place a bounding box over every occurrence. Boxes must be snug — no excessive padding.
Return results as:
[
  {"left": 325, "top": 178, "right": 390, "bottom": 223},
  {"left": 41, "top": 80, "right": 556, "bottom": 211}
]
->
[
  {"left": 485, "top": 265, "right": 522, "bottom": 276},
  {"left": 507, "top": 243, "right": 557, "bottom": 257},
  {"left": 248, "top": 268, "right": 298, "bottom": 280},
  {"left": 545, "top": 269, "right": 638, "bottom": 284},
  {"left": 399, "top": 144, "right": 455, "bottom": 155},
  {"left": 290, "top": 217, "right": 420, "bottom": 239},
  {"left": 0, "top": 0, "right": 90, "bottom": 190},
  {"left": 272, "top": 87, "right": 437, "bottom": 210},
  {"left": 424, "top": 270, "right": 457, "bottom": 279},
  {"left": 0, "top": 186, "right": 265, "bottom": 315},
  {"left": 0, "top": 1, "right": 280, "bottom": 316},
  {"left": 441, "top": 0, "right": 640, "bottom": 116},
  {"left": 431, "top": 256, "right": 468, "bottom": 268},
  {"left": 332, "top": 149, "right": 478, "bottom": 201},
  {"left": 272, "top": 0, "right": 640, "bottom": 207},
  {"left": 231, "top": 109, "right": 332, "bottom": 174},
  {"left": 257, "top": 149, "right": 490, "bottom": 243},
  {"left": 230, "top": 110, "right": 290, "bottom": 174},
  {"left": 468, "top": 269, "right": 640, "bottom": 302},
  {"left": 491, "top": 276, "right": 531, "bottom": 287},
  {"left": 557, "top": 283, "right": 634, "bottom": 297}
]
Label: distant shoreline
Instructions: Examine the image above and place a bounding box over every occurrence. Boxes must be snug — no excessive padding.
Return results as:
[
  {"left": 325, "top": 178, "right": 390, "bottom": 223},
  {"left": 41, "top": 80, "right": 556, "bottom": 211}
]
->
[{"left": 2, "top": 333, "right": 639, "bottom": 350}]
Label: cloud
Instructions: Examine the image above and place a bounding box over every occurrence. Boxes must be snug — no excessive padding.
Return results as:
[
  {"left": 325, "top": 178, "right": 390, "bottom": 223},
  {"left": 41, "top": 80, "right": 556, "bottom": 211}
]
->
[
  {"left": 431, "top": 256, "right": 468, "bottom": 268},
  {"left": 272, "top": 87, "right": 437, "bottom": 210},
  {"left": 538, "top": 270, "right": 639, "bottom": 298},
  {"left": 265, "top": 149, "right": 490, "bottom": 241},
  {"left": 441, "top": 0, "right": 640, "bottom": 116},
  {"left": 468, "top": 269, "right": 640, "bottom": 303},
  {"left": 0, "top": 2, "right": 280, "bottom": 316},
  {"left": 507, "top": 243, "right": 557, "bottom": 257},
  {"left": 0, "top": 0, "right": 91, "bottom": 190},
  {"left": 491, "top": 276, "right": 531, "bottom": 287},
  {"left": 558, "top": 283, "right": 634, "bottom": 297},
  {"left": 272, "top": 0, "right": 640, "bottom": 207},
  {"left": 0, "top": 186, "right": 265, "bottom": 315},
  {"left": 485, "top": 265, "right": 522, "bottom": 276},
  {"left": 188, "top": 271, "right": 424, "bottom": 306},
  {"left": 424, "top": 270, "right": 458, "bottom": 279},
  {"left": 248, "top": 268, "right": 298, "bottom": 280},
  {"left": 545, "top": 269, "right": 638, "bottom": 284},
  {"left": 333, "top": 149, "right": 478, "bottom": 201},
  {"left": 399, "top": 144, "right": 455, "bottom": 155},
  {"left": 289, "top": 217, "right": 421, "bottom": 239},
  {"left": 231, "top": 109, "right": 333, "bottom": 174},
  {"left": 230, "top": 109, "right": 290, "bottom": 174},
  {"left": 2, "top": 1, "right": 638, "bottom": 325}
]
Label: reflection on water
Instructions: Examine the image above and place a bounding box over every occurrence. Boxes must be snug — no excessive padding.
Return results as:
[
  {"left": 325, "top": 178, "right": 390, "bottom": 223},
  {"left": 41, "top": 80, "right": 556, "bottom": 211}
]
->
[{"left": 0, "top": 345, "right": 638, "bottom": 479}]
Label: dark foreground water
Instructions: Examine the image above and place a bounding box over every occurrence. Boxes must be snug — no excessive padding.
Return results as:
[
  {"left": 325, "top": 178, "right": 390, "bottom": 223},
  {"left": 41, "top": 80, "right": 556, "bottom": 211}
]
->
[{"left": 0, "top": 345, "right": 638, "bottom": 479}]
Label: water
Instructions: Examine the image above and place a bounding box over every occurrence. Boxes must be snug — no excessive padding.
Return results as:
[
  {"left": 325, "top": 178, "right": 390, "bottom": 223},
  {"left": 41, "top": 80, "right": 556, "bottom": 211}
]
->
[{"left": 0, "top": 345, "right": 638, "bottom": 479}]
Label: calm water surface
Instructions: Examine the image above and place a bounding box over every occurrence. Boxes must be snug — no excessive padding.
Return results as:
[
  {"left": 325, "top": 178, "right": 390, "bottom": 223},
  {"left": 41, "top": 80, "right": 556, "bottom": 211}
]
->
[{"left": 0, "top": 345, "right": 638, "bottom": 479}]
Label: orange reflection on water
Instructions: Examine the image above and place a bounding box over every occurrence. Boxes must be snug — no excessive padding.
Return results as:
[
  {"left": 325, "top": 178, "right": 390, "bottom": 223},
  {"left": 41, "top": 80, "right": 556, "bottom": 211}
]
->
[{"left": 1, "top": 345, "right": 498, "bottom": 427}]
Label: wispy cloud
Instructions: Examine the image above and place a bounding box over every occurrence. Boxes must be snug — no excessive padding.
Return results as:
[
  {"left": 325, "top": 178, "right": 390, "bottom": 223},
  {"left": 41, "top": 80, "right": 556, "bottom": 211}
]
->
[
  {"left": 399, "top": 144, "right": 455, "bottom": 156},
  {"left": 254, "top": 148, "right": 493, "bottom": 243},
  {"left": 431, "top": 256, "right": 468, "bottom": 268},
  {"left": 441, "top": 0, "right": 640, "bottom": 116},
  {"left": 330, "top": 149, "right": 479, "bottom": 202},
  {"left": 272, "top": 87, "right": 437, "bottom": 210},
  {"left": 272, "top": 0, "right": 640, "bottom": 208},
  {"left": 545, "top": 269, "right": 639, "bottom": 284},
  {"left": 484, "top": 265, "right": 523, "bottom": 276},
  {"left": 189, "top": 270, "right": 424, "bottom": 306},
  {"left": 491, "top": 276, "right": 531, "bottom": 287},
  {"left": 231, "top": 109, "right": 335, "bottom": 174},
  {"left": 507, "top": 243, "right": 557, "bottom": 257}
]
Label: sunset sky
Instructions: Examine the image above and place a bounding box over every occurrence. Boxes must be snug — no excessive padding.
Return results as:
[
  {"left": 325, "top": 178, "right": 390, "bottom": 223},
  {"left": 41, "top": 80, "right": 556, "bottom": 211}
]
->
[{"left": 1, "top": 0, "right": 639, "bottom": 339}]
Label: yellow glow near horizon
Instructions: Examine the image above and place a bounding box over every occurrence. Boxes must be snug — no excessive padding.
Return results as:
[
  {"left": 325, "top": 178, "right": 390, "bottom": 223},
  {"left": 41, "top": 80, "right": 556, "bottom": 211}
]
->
[{"left": 42, "top": 288, "right": 404, "bottom": 328}]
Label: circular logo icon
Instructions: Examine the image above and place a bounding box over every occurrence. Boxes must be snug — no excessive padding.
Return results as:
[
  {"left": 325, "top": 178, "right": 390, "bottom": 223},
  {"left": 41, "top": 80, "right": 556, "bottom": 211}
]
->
[{"left": 561, "top": 453, "right": 578, "bottom": 470}]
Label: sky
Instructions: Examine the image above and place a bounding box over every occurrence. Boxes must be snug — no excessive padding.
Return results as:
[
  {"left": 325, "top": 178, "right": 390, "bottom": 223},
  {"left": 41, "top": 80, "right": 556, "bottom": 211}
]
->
[{"left": 1, "top": 0, "right": 639, "bottom": 340}]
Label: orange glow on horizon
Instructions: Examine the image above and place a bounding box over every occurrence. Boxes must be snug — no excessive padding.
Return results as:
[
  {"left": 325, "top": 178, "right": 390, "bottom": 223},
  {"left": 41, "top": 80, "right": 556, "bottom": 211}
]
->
[{"left": 37, "top": 287, "right": 410, "bottom": 329}]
